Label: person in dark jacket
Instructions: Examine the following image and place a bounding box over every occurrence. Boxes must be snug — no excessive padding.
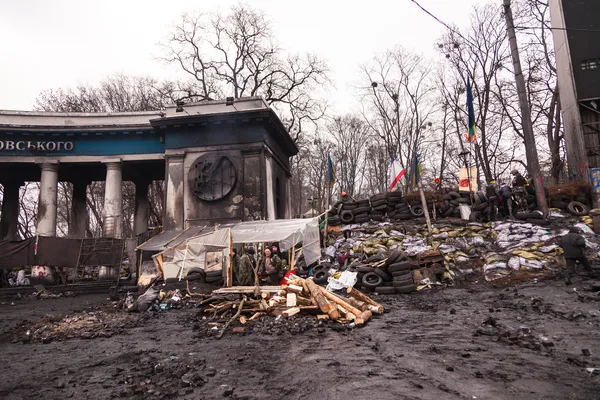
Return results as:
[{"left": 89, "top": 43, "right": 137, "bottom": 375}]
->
[
  {"left": 230, "top": 249, "right": 241, "bottom": 285},
  {"left": 237, "top": 247, "right": 256, "bottom": 286},
  {"left": 560, "top": 227, "right": 593, "bottom": 284},
  {"left": 485, "top": 180, "right": 500, "bottom": 221},
  {"left": 498, "top": 182, "right": 514, "bottom": 218},
  {"left": 259, "top": 248, "right": 282, "bottom": 285},
  {"left": 511, "top": 170, "right": 528, "bottom": 187}
]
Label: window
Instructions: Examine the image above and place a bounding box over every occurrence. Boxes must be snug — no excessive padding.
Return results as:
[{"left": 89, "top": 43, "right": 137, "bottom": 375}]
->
[{"left": 581, "top": 58, "right": 600, "bottom": 70}]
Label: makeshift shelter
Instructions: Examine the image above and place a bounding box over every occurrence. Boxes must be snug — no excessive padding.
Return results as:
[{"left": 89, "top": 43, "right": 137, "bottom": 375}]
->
[
  {"left": 135, "top": 226, "right": 210, "bottom": 286},
  {"left": 155, "top": 218, "right": 321, "bottom": 286},
  {"left": 303, "top": 208, "right": 319, "bottom": 218}
]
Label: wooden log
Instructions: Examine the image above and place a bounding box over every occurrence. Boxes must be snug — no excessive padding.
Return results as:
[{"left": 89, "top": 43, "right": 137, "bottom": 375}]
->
[
  {"left": 318, "top": 287, "right": 364, "bottom": 321},
  {"left": 347, "top": 298, "right": 369, "bottom": 312},
  {"left": 296, "top": 296, "right": 313, "bottom": 306},
  {"left": 217, "top": 297, "right": 246, "bottom": 339},
  {"left": 249, "top": 312, "right": 264, "bottom": 321},
  {"left": 240, "top": 305, "right": 319, "bottom": 313},
  {"left": 336, "top": 304, "right": 356, "bottom": 320},
  {"left": 346, "top": 287, "right": 385, "bottom": 314},
  {"left": 287, "top": 284, "right": 304, "bottom": 294},
  {"left": 239, "top": 316, "right": 248, "bottom": 325},
  {"left": 305, "top": 278, "right": 340, "bottom": 320},
  {"left": 355, "top": 310, "right": 373, "bottom": 325}
]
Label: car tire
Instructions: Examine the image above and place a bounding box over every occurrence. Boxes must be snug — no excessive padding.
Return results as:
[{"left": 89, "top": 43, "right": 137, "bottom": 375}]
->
[
  {"left": 340, "top": 210, "right": 355, "bottom": 224},
  {"left": 362, "top": 272, "right": 384, "bottom": 289},
  {"left": 395, "top": 283, "right": 417, "bottom": 294},
  {"left": 313, "top": 270, "right": 328, "bottom": 284},
  {"left": 375, "top": 286, "right": 396, "bottom": 294},
  {"left": 373, "top": 268, "right": 392, "bottom": 282},
  {"left": 411, "top": 206, "right": 425, "bottom": 217},
  {"left": 567, "top": 201, "right": 590, "bottom": 216},
  {"left": 389, "top": 261, "right": 414, "bottom": 273}
]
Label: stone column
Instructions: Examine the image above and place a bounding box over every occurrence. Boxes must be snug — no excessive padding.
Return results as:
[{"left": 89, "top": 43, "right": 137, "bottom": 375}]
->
[
  {"left": 37, "top": 163, "right": 59, "bottom": 237},
  {"left": 102, "top": 160, "right": 123, "bottom": 238},
  {"left": 133, "top": 180, "right": 150, "bottom": 237},
  {"left": 69, "top": 180, "right": 89, "bottom": 238},
  {"left": 0, "top": 180, "right": 23, "bottom": 240},
  {"left": 164, "top": 154, "right": 185, "bottom": 230}
]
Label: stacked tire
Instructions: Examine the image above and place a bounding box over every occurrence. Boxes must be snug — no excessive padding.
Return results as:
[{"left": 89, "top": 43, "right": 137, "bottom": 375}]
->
[
  {"left": 358, "top": 250, "right": 416, "bottom": 294},
  {"left": 368, "top": 194, "right": 387, "bottom": 222},
  {"left": 353, "top": 199, "right": 372, "bottom": 224}
]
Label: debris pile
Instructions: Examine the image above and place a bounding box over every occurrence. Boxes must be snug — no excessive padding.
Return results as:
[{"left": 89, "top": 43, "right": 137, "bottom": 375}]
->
[
  {"left": 10, "top": 309, "right": 143, "bottom": 344},
  {"left": 322, "top": 213, "right": 600, "bottom": 290},
  {"left": 196, "top": 277, "right": 384, "bottom": 338},
  {"left": 475, "top": 316, "right": 555, "bottom": 355}
]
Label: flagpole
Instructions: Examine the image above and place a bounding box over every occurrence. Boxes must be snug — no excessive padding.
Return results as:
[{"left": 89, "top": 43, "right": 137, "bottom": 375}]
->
[
  {"left": 323, "top": 184, "right": 330, "bottom": 248},
  {"left": 414, "top": 155, "right": 432, "bottom": 233}
]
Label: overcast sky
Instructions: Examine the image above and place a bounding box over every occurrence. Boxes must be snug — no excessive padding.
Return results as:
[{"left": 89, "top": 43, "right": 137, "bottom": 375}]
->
[{"left": 0, "top": 0, "right": 485, "bottom": 113}]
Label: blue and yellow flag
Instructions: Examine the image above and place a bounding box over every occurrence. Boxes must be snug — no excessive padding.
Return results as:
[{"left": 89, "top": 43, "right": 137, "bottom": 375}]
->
[
  {"left": 413, "top": 154, "right": 423, "bottom": 188},
  {"left": 466, "top": 78, "right": 477, "bottom": 142},
  {"left": 327, "top": 154, "right": 336, "bottom": 187}
]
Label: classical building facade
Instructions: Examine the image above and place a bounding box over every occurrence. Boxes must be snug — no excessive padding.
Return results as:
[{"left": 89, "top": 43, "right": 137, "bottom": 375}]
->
[{"left": 0, "top": 97, "right": 297, "bottom": 240}]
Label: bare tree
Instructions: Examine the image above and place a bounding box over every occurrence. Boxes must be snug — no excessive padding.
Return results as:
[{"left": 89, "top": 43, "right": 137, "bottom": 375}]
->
[
  {"left": 492, "top": 0, "right": 564, "bottom": 183},
  {"left": 438, "top": 3, "right": 513, "bottom": 183},
  {"left": 360, "top": 47, "right": 436, "bottom": 192},
  {"left": 161, "top": 4, "right": 329, "bottom": 141},
  {"left": 327, "top": 115, "right": 370, "bottom": 198}
]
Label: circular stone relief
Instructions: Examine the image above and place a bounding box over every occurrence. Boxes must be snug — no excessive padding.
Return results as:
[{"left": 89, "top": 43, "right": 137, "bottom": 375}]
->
[{"left": 189, "top": 153, "right": 237, "bottom": 201}]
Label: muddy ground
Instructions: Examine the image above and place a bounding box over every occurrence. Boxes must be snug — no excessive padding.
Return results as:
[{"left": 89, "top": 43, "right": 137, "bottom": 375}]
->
[{"left": 1, "top": 278, "right": 599, "bottom": 400}]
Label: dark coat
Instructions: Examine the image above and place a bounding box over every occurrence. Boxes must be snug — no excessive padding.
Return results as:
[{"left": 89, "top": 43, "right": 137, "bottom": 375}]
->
[
  {"left": 561, "top": 232, "right": 587, "bottom": 259},
  {"left": 499, "top": 185, "right": 512, "bottom": 200}
]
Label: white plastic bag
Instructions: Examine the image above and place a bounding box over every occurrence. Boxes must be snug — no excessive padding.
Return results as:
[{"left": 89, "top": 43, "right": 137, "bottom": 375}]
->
[{"left": 326, "top": 271, "right": 358, "bottom": 291}]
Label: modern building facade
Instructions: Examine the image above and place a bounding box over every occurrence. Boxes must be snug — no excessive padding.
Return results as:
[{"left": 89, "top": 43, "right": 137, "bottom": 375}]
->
[
  {"left": 0, "top": 97, "right": 297, "bottom": 240},
  {"left": 550, "top": 0, "right": 600, "bottom": 179}
]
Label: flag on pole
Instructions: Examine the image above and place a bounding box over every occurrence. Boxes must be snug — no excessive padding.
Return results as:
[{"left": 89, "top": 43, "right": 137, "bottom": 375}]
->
[
  {"left": 327, "top": 153, "right": 336, "bottom": 187},
  {"left": 389, "top": 158, "right": 406, "bottom": 192},
  {"left": 466, "top": 77, "right": 477, "bottom": 142},
  {"left": 413, "top": 154, "right": 423, "bottom": 188}
]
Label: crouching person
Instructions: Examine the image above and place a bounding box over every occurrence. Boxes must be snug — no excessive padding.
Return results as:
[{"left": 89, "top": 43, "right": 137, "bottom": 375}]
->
[{"left": 560, "top": 227, "right": 593, "bottom": 285}]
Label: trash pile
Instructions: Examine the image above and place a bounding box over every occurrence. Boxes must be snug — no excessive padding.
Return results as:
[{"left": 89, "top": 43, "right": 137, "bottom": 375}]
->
[
  {"left": 10, "top": 309, "right": 142, "bottom": 344},
  {"left": 321, "top": 212, "right": 600, "bottom": 291},
  {"left": 196, "top": 276, "right": 384, "bottom": 338},
  {"left": 123, "top": 287, "right": 189, "bottom": 312}
]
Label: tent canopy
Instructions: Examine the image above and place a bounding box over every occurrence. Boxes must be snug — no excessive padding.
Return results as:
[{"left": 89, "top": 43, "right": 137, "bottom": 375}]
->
[
  {"left": 156, "top": 218, "right": 321, "bottom": 281},
  {"left": 136, "top": 226, "right": 208, "bottom": 252}
]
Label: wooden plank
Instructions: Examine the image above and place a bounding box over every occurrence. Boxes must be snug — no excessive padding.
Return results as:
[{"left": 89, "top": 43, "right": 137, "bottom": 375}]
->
[
  {"left": 282, "top": 307, "right": 300, "bottom": 317},
  {"left": 212, "top": 286, "right": 282, "bottom": 294},
  {"left": 286, "top": 293, "right": 297, "bottom": 307}
]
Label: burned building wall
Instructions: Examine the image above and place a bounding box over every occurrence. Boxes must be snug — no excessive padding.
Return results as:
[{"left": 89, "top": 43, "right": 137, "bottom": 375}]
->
[{"left": 157, "top": 107, "right": 297, "bottom": 228}]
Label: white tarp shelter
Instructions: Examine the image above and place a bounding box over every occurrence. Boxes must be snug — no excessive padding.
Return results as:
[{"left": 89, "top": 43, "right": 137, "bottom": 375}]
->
[{"left": 155, "top": 218, "right": 321, "bottom": 286}]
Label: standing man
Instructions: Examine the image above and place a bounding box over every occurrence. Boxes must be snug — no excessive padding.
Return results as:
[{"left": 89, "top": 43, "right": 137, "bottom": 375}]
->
[
  {"left": 260, "top": 248, "right": 282, "bottom": 285},
  {"left": 230, "top": 248, "right": 241, "bottom": 285},
  {"left": 498, "top": 182, "right": 514, "bottom": 219},
  {"left": 485, "top": 180, "right": 500, "bottom": 221},
  {"left": 237, "top": 247, "right": 256, "bottom": 286},
  {"left": 560, "top": 227, "right": 593, "bottom": 285},
  {"left": 511, "top": 169, "right": 528, "bottom": 187}
]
